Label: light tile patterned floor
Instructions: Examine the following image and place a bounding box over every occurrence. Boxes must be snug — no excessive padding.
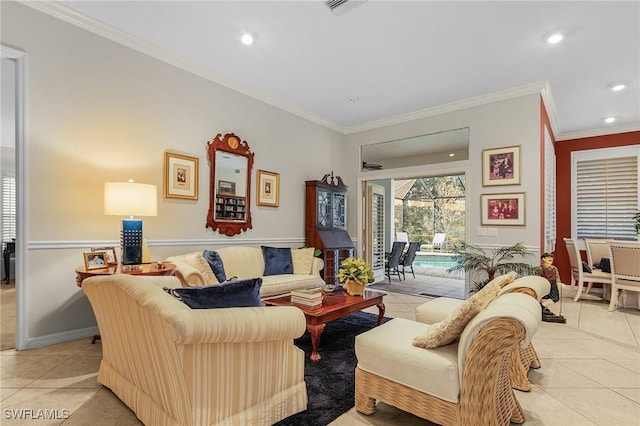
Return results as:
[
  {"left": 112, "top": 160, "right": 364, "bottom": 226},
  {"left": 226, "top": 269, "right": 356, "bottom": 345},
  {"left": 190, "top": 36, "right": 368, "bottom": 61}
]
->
[{"left": 1, "top": 289, "right": 638, "bottom": 425}]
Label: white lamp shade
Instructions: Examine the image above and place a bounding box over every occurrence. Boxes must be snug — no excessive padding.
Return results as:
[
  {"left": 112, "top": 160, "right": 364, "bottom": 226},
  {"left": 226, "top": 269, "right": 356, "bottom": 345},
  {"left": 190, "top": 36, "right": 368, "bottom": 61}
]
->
[{"left": 104, "top": 182, "right": 157, "bottom": 217}]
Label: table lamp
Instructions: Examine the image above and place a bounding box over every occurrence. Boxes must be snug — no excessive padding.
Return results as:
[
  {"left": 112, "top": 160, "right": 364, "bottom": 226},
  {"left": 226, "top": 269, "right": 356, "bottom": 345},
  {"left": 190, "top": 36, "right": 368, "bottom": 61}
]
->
[{"left": 104, "top": 180, "right": 157, "bottom": 265}]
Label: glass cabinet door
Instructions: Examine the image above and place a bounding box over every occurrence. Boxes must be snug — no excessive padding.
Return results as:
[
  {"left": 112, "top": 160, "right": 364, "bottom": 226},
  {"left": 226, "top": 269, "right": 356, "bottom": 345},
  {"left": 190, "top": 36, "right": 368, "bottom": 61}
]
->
[
  {"left": 332, "top": 192, "right": 346, "bottom": 228},
  {"left": 317, "top": 189, "right": 331, "bottom": 228}
]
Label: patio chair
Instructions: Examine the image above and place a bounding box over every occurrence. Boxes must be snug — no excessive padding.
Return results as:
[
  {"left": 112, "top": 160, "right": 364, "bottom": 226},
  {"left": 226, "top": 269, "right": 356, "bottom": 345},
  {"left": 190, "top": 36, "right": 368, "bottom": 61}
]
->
[
  {"left": 385, "top": 241, "right": 405, "bottom": 283},
  {"left": 608, "top": 241, "right": 640, "bottom": 312},
  {"left": 564, "top": 238, "right": 611, "bottom": 302},
  {"left": 400, "top": 242, "right": 420, "bottom": 280},
  {"left": 420, "top": 233, "right": 446, "bottom": 252}
]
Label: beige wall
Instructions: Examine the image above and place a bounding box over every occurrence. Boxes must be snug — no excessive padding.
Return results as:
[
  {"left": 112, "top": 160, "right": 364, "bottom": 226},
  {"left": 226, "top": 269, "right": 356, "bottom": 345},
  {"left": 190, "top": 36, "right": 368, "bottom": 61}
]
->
[
  {"left": 2, "top": 1, "right": 543, "bottom": 348},
  {"left": 2, "top": 2, "right": 345, "bottom": 347}
]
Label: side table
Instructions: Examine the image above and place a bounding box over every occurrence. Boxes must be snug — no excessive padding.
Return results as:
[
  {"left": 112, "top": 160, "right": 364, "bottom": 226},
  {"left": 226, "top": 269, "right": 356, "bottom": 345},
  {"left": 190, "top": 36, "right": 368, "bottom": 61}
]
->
[{"left": 75, "top": 262, "right": 177, "bottom": 342}]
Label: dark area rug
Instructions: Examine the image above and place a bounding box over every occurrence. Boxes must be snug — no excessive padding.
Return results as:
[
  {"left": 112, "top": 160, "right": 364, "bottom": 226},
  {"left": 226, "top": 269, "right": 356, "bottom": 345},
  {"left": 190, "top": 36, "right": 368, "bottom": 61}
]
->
[{"left": 275, "top": 311, "right": 390, "bottom": 426}]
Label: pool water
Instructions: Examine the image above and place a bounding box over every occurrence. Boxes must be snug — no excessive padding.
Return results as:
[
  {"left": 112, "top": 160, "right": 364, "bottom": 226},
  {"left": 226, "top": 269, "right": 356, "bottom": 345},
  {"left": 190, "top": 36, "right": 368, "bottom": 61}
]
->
[{"left": 413, "top": 253, "right": 458, "bottom": 269}]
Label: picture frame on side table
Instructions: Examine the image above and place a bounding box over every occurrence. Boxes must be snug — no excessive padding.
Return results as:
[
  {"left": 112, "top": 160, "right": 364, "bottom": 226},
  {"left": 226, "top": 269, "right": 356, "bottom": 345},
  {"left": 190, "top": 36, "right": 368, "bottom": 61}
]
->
[
  {"left": 482, "top": 145, "right": 521, "bottom": 186},
  {"left": 164, "top": 151, "right": 199, "bottom": 200},
  {"left": 481, "top": 192, "right": 525, "bottom": 226},
  {"left": 257, "top": 170, "right": 280, "bottom": 207},
  {"left": 91, "top": 246, "right": 117, "bottom": 265},
  {"left": 84, "top": 252, "right": 109, "bottom": 270}
]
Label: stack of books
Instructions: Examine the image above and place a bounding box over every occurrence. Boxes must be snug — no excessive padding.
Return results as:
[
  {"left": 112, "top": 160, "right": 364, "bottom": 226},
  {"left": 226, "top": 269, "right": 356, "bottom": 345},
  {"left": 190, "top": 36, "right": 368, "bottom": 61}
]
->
[{"left": 290, "top": 288, "right": 323, "bottom": 307}]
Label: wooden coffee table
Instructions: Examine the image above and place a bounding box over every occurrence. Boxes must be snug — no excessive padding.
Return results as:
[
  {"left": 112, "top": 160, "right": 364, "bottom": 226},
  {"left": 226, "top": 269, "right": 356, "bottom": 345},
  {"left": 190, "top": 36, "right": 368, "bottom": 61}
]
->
[{"left": 263, "top": 288, "right": 386, "bottom": 362}]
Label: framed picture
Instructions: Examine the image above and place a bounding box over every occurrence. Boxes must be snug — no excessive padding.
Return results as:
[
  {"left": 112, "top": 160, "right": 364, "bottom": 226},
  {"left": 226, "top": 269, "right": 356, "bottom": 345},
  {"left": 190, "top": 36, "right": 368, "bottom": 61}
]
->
[
  {"left": 83, "top": 252, "right": 109, "bottom": 270},
  {"left": 482, "top": 145, "right": 521, "bottom": 186},
  {"left": 257, "top": 169, "right": 280, "bottom": 207},
  {"left": 481, "top": 192, "right": 525, "bottom": 226},
  {"left": 164, "top": 151, "right": 199, "bottom": 200},
  {"left": 91, "top": 246, "right": 117, "bottom": 265},
  {"left": 217, "top": 180, "right": 236, "bottom": 196}
]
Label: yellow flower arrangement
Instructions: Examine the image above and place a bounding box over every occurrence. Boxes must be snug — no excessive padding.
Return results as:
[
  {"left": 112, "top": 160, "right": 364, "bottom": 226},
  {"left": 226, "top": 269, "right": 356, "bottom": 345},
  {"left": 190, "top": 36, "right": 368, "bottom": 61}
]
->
[{"left": 337, "top": 257, "right": 375, "bottom": 285}]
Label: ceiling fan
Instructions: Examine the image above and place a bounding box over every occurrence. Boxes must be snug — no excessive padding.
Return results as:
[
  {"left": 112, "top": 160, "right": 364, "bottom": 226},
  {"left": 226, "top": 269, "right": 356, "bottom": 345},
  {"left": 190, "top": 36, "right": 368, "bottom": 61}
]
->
[{"left": 362, "top": 161, "right": 383, "bottom": 170}]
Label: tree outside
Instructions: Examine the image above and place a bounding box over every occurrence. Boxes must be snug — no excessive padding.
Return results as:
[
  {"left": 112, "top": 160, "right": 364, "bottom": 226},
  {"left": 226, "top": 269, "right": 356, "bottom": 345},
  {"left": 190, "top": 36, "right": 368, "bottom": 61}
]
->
[{"left": 395, "top": 175, "right": 465, "bottom": 250}]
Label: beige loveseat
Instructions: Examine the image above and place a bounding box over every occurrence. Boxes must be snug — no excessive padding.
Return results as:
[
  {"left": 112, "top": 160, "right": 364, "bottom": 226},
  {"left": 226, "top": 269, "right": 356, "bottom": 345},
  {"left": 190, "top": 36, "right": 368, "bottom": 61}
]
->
[
  {"left": 82, "top": 274, "right": 308, "bottom": 426},
  {"left": 167, "top": 246, "right": 325, "bottom": 297}
]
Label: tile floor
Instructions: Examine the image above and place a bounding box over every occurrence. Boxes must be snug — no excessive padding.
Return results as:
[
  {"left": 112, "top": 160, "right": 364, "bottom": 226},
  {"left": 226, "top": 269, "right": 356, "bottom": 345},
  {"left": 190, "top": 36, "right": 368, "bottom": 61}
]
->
[{"left": 1, "top": 290, "right": 638, "bottom": 425}]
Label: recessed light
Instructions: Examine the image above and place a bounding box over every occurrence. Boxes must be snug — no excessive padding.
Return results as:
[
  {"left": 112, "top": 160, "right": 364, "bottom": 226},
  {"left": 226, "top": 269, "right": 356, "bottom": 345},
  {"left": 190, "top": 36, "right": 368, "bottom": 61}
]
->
[
  {"left": 547, "top": 33, "right": 563, "bottom": 44},
  {"left": 349, "top": 96, "right": 359, "bottom": 103},
  {"left": 241, "top": 32, "right": 254, "bottom": 45},
  {"left": 449, "top": 153, "right": 455, "bottom": 157},
  {"left": 604, "top": 117, "right": 616, "bottom": 124},
  {"left": 609, "top": 83, "right": 627, "bottom": 92}
]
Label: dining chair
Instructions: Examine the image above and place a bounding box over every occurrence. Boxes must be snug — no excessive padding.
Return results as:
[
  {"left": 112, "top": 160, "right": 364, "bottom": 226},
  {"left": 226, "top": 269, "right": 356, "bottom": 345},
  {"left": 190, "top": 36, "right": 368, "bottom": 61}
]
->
[
  {"left": 399, "top": 242, "right": 420, "bottom": 280},
  {"left": 607, "top": 241, "right": 640, "bottom": 312},
  {"left": 564, "top": 238, "right": 612, "bottom": 302},
  {"left": 584, "top": 238, "right": 614, "bottom": 295},
  {"left": 385, "top": 241, "right": 405, "bottom": 283}
]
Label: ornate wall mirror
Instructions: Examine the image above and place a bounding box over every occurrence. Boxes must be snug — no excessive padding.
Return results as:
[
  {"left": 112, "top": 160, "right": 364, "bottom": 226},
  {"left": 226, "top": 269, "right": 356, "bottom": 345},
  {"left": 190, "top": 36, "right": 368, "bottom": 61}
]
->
[{"left": 206, "top": 133, "right": 254, "bottom": 236}]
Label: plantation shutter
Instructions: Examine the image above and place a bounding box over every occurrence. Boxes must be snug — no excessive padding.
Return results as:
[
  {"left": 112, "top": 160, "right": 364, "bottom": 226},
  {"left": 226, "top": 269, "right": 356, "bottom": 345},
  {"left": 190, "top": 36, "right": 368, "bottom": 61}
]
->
[
  {"left": 371, "top": 191, "right": 385, "bottom": 270},
  {"left": 1, "top": 174, "right": 16, "bottom": 243},
  {"left": 575, "top": 155, "right": 638, "bottom": 240},
  {"left": 544, "top": 127, "right": 556, "bottom": 252}
]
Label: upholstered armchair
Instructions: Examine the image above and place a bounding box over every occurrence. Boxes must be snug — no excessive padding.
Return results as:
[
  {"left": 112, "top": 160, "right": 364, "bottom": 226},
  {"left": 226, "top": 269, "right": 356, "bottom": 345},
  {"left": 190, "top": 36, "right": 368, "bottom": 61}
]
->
[{"left": 82, "top": 274, "right": 307, "bottom": 426}]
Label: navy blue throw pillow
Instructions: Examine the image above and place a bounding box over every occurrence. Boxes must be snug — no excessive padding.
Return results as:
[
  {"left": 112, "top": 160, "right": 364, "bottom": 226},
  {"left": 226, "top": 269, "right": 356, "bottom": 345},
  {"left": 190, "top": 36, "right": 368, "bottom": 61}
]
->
[
  {"left": 165, "top": 278, "right": 262, "bottom": 309},
  {"left": 582, "top": 261, "right": 592, "bottom": 273},
  {"left": 261, "top": 246, "right": 293, "bottom": 276},
  {"left": 598, "top": 257, "right": 611, "bottom": 273},
  {"left": 203, "top": 250, "right": 227, "bottom": 282}
]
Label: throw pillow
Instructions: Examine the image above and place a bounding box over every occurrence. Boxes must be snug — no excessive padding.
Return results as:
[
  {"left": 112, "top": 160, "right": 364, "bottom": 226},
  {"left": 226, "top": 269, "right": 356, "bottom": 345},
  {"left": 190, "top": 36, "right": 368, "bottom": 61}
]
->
[
  {"left": 582, "top": 261, "right": 592, "bottom": 273},
  {"left": 412, "top": 272, "right": 516, "bottom": 349},
  {"left": 203, "top": 250, "right": 227, "bottom": 282},
  {"left": 291, "top": 247, "right": 315, "bottom": 274},
  {"left": 192, "top": 252, "right": 217, "bottom": 284},
  {"left": 165, "top": 278, "right": 262, "bottom": 309},
  {"left": 261, "top": 246, "right": 293, "bottom": 276}
]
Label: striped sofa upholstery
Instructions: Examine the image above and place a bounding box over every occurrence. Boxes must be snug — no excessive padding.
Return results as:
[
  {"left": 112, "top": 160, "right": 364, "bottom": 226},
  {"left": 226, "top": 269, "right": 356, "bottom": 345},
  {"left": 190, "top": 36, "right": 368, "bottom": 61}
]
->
[{"left": 82, "top": 274, "right": 307, "bottom": 425}]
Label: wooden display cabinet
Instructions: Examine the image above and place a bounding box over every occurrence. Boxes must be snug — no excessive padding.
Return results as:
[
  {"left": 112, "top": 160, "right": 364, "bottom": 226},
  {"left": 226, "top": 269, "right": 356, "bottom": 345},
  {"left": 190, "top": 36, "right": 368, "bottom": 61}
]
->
[{"left": 305, "top": 174, "right": 355, "bottom": 285}]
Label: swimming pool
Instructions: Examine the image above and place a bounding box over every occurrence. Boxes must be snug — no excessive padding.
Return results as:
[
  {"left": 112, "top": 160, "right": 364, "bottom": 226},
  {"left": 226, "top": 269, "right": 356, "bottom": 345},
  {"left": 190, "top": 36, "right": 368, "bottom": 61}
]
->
[{"left": 413, "top": 253, "right": 458, "bottom": 269}]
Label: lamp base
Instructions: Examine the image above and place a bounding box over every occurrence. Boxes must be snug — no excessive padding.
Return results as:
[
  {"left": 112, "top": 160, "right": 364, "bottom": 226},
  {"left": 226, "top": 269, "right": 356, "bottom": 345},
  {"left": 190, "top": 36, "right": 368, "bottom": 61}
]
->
[{"left": 121, "top": 219, "right": 143, "bottom": 265}]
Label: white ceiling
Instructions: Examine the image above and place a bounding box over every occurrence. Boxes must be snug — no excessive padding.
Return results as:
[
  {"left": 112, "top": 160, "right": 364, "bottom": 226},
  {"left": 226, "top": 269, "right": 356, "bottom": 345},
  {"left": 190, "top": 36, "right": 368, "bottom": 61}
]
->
[{"left": 50, "top": 1, "right": 639, "bottom": 139}]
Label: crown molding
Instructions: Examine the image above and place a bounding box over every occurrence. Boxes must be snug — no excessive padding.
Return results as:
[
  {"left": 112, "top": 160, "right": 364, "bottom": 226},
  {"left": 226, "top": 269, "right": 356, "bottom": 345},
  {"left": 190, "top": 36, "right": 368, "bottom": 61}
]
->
[
  {"left": 21, "top": 1, "right": 344, "bottom": 133},
  {"left": 556, "top": 123, "right": 640, "bottom": 141},
  {"left": 344, "top": 81, "right": 550, "bottom": 134}
]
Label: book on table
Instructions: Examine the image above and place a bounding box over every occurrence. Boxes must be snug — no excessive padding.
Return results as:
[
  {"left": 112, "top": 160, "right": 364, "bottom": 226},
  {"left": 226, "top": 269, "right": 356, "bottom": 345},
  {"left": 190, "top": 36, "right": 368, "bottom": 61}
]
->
[
  {"left": 291, "top": 288, "right": 323, "bottom": 299},
  {"left": 291, "top": 296, "right": 322, "bottom": 307}
]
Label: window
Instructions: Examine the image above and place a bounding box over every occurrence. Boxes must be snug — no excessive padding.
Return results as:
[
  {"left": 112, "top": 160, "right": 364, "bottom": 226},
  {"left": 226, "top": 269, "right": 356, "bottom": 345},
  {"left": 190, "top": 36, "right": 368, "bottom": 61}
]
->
[
  {"left": 1, "top": 174, "right": 16, "bottom": 243},
  {"left": 572, "top": 146, "right": 639, "bottom": 240},
  {"left": 544, "top": 126, "right": 556, "bottom": 252}
]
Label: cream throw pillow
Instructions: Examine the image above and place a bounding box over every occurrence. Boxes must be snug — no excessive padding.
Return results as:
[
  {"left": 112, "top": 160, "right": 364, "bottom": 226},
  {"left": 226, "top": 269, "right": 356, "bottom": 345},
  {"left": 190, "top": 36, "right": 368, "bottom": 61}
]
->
[
  {"left": 413, "top": 272, "right": 517, "bottom": 349},
  {"left": 291, "top": 248, "right": 315, "bottom": 275},
  {"left": 193, "top": 252, "right": 218, "bottom": 284}
]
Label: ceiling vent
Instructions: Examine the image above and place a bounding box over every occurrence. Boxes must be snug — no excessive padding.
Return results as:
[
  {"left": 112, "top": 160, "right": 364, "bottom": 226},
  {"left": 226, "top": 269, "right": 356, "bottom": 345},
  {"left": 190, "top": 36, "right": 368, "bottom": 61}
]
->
[{"left": 325, "top": 0, "right": 367, "bottom": 17}]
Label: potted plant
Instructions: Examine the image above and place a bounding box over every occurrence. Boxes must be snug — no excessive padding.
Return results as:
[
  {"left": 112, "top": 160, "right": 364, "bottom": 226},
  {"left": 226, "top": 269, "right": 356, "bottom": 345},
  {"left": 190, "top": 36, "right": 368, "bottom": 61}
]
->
[
  {"left": 337, "top": 257, "right": 375, "bottom": 296},
  {"left": 447, "top": 242, "right": 536, "bottom": 292}
]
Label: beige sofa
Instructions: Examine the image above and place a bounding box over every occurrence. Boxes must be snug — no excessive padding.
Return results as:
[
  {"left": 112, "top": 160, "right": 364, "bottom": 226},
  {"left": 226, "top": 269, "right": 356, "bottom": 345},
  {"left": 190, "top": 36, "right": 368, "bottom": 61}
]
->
[
  {"left": 82, "top": 274, "right": 308, "bottom": 426},
  {"left": 167, "top": 246, "right": 325, "bottom": 297}
]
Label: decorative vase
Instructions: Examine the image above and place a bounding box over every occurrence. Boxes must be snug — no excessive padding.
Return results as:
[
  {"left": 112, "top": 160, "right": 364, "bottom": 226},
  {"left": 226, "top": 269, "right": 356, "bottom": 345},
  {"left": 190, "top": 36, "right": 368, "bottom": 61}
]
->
[{"left": 345, "top": 279, "right": 365, "bottom": 296}]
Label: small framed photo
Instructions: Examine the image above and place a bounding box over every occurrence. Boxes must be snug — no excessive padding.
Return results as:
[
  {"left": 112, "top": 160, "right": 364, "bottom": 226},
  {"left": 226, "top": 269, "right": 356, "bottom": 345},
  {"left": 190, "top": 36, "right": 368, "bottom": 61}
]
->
[
  {"left": 164, "top": 151, "right": 199, "bottom": 200},
  {"left": 257, "top": 170, "right": 280, "bottom": 207},
  {"left": 91, "top": 246, "right": 117, "bottom": 265},
  {"left": 83, "top": 252, "right": 109, "bottom": 270},
  {"left": 481, "top": 192, "right": 525, "bottom": 226},
  {"left": 217, "top": 180, "right": 236, "bottom": 196},
  {"left": 482, "top": 145, "right": 521, "bottom": 186}
]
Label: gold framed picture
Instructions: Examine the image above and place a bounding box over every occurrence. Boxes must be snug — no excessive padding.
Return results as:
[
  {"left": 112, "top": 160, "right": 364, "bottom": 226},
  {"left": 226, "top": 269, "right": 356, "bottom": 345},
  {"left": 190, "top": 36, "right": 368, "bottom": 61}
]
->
[
  {"left": 257, "top": 170, "right": 280, "bottom": 207},
  {"left": 164, "top": 151, "right": 199, "bottom": 200},
  {"left": 481, "top": 192, "right": 525, "bottom": 226},
  {"left": 217, "top": 180, "right": 236, "bottom": 196},
  {"left": 91, "top": 246, "right": 117, "bottom": 265},
  {"left": 482, "top": 145, "right": 521, "bottom": 186},
  {"left": 83, "top": 252, "right": 109, "bottom": 270}
]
